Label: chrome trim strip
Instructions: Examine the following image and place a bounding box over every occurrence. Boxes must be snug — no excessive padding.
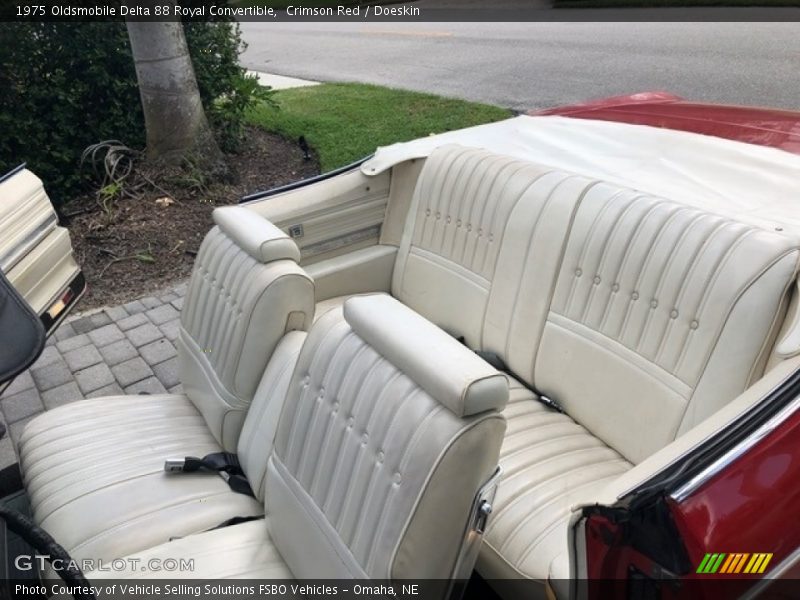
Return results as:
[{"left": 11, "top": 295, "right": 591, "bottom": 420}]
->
[
  {"left": 0, "top": 163, "right": 27, "bottom": 185},
  {"left": 0, "top": 213, "right": 58, "bottom": 272},
  {"left": 299, "top": 225, "right": 382, "bottom": 259},
  {"left": 671, "top": 393, "right": 800, "bottom": 502}
]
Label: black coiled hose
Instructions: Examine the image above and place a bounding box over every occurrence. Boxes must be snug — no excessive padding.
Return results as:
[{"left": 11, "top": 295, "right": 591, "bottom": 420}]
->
[{"left": 0, "top": 505, "right": 96, "bottom": 600}]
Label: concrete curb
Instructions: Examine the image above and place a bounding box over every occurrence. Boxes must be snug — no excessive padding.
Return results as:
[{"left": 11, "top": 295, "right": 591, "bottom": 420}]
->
[{"left": 247, "top": 70, "right": 321, "bottom": 90}]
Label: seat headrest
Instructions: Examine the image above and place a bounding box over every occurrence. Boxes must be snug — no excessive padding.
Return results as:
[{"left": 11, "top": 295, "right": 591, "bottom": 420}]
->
[
  {"left": 213, "top": 207, "right": 301, "bottom": 264},
  {"left": 343, "top": 294, "right": 509, "bottom": 417}
]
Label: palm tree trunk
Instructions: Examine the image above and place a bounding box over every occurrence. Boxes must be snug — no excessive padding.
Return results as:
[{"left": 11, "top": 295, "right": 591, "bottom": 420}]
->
[{"left": 126, "top": 16, "right": 221, "bottom": 167}]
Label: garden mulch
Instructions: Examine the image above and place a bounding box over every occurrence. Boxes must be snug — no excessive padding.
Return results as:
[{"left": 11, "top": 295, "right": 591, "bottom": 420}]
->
[{"left": 63, "top": 127, "right": 320, "bottom": 310}]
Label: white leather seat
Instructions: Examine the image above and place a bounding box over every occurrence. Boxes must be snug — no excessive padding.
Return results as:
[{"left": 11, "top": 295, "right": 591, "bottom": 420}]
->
[
  {"left": 19, "top": 395, "right": 262, "bottom": 562},
  {"left": 92, "top": 294, "right": 509, "bottom": 583},
  {"left": 92, "top": 520, "right": 293, "bottom": 579},
  {"left": 19, "top": 206, "right": 315, "bottom": 564},
  {"left": 308, "top": 146, "right": 800, "bottom": 586},
  {"left": 478, "top": 379, "right": 630, "bottom": 581}
]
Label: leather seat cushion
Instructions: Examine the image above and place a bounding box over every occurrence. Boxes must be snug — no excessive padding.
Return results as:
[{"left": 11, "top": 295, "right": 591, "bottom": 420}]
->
[
  {"left": 478, "top": 379, "right": 631, "bottom": 581},
  {"left": 313, "top": 295, "right": 351, "bottom": 321},
  {"left": 18, "top": 395, "right": 262, "bottom": 562},
  {"left": 90, "top": 519, "right": 292, "bottom": 579}
]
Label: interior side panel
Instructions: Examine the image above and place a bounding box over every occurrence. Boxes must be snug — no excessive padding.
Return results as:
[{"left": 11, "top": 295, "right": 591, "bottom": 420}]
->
[{"left": 246, "top": 169, "right": 391, "bottom": 264}]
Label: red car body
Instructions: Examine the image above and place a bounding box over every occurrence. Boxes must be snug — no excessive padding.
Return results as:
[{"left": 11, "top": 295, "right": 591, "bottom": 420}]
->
[
  {"left": 533, "top": 91, "right": 800, "bottom": 156},
  {"left": 535, "top": 93, "right": 800, "bottom": 598}
]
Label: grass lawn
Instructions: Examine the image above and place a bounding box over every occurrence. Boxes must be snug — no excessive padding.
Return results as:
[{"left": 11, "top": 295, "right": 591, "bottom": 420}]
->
[{"left": 246, "top": 83, "right": 513, "bottom": 173}]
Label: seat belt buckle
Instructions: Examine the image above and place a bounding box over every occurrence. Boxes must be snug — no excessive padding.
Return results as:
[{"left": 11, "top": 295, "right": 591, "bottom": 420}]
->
[
  {"left": 164, "top": 458, "right": 186, "bottom": 473},
  {"left": 540, "top": 394, "right": 564, "bottom": 414}
]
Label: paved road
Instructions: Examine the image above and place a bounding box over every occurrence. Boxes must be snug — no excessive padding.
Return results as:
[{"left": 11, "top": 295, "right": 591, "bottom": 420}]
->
[{"left": 240, "top": 22, "right": 800, "bottom": 111}]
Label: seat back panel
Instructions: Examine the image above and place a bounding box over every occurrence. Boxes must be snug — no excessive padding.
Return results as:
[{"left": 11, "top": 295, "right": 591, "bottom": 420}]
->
[
  {"left": 393, "top": 145, "right": 556, "bottom": 348},
  {"left": 483, "top": 172, "right": 594, "bottom": 385},
  {"left": 265, "top": 297, "right": 507, "bottom": 581},
  {"left": 536, "top": 185, "right": 799, "bottom": 462},
  {"left": 180, "top": 215, "right": 314, "bottom": 451}
]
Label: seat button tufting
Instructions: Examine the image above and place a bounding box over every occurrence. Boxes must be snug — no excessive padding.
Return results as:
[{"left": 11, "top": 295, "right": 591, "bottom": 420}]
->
[
  {"left": 393, "top": 473, "right": 402, "bottom": 485},
  {"left": 612, "top": 283, "right": 620, "bottom": 292},
  {"left": 670, "top": 309, "right": 679, "bottom": 319},
  {"left": 632, "top": 291, "right": 639, "bottom": 300},
  {"left": 593, "top": 276, "right": 601, "bottom": 285},
  {"left": 690, "top": 320, "right": 699, "bottom": 330},
  {"left": 575, "top": 268, "right": 582, "bottom": 277},
  {"left": 650, "top": 300, "right": 658, "bottom": 309},
  {"left": 377, "top": 451, "right": 385, "bottom": 464}
]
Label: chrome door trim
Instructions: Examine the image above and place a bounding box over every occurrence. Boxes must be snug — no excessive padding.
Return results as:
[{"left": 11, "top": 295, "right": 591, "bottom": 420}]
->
[
  {"left": 671, "top": 393, "right": 800, "bottom": 502},
  {"left": 0, "top": 212, "right": 58, "bottom": 273}
]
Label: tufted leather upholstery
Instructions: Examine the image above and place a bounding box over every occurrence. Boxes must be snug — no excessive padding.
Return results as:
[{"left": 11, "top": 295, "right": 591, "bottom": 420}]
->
[
  {"left": 536, "top": 184, "right": 799, "bottom": 463},
  {"left": 307, "top": 145, "right": 800, "bottom": 584},
  {"left": 478, "top": 379, "right": 630, "bottom": 581},
  {"left": 18, "top": 143, "right": 800, "bottom": 587},
  {"left": 179, "top": 208, "right": 314, "bottom": 451},
  {"left": 19, "top": 206, "right": 314, "bottom": 563},
  {"left": 91, "top": 294, "right": 508, "bottom": 583},
  {"left": 18, "top": 395, "right": 262, "bottom": 565},
  {"left": 91, "top": 519, "right": 293, "bottom": 579},
  {"left": 393, "top": 145, "right": 591, "bottom": 352}
]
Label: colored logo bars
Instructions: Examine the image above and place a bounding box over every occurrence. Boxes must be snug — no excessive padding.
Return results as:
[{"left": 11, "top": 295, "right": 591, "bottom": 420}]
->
[{"left": 696, "top": 553, "right": 773, "bottom": 575}]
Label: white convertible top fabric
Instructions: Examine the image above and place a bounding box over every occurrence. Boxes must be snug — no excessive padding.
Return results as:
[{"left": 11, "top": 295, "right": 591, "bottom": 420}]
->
[{"left": 362, "top": 115, "right": 800, "bottom": 236}]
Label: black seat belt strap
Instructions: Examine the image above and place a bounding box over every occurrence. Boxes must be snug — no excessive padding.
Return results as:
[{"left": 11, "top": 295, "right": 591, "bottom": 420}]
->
[
  {"left": 164, "top": 452, "right": 255, "bottom": 497},
  {"left": 208, "top": 515, "right": 265, "bottom": 532},
  {"left": 474, "top": 349, "right": 565, "bottom": 414},
  {"left": 447, "top": 330, "right": 565, "bottom": 414}
]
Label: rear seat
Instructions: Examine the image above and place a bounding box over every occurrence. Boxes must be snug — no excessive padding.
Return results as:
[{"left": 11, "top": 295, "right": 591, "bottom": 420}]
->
[
  {"left": 310, "top": 146, "right": 800, "bottom": 583},
  {"left": 91, "top": 294, "right": 508, "bottom": 582},
  {"left": 481, "top": 182, "right": 797, "bottom": 581},
  {"left": 18, "top": 207, "right": 315, "bottom": 563},
  {"left": 17, "top": 144, "right": 799, "bottom": 587}
]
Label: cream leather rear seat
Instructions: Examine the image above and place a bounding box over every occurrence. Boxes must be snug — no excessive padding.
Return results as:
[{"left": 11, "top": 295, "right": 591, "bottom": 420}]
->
[
  {"left": 92, "top": 294, "right": 508, "bottom": 582},
  {"left": 313, "top": 145, "right": 800, "bottom": 583},
  {"left": 18, "top": 207, "right": 315, "bottom": 564},
  {"left": 481, "top": 181, "right": 798, "bottom": 582}
]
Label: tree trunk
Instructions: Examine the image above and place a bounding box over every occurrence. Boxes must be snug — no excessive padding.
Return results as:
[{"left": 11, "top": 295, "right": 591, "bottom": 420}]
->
[{"left": 126, "top": 17, "right": 221, "bottom": 167}]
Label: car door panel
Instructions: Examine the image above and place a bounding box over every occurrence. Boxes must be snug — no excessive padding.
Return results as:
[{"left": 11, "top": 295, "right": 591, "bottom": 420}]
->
[
  {"left": 0, "top": 167, "right": 59, "bottom": 273},
  {"left": 0, "top": 167, "right": 84, "bottom": 335}
]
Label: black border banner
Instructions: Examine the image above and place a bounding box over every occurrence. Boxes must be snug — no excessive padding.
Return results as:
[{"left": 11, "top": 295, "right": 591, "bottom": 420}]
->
[{"left": 2, "top": 0, "right": 800, "bottom": 22}]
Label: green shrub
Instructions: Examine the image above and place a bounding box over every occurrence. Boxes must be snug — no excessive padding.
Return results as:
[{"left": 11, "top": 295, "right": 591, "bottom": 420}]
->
[{"left": 0, "top": 21, "right": 263, "bottom": 203}]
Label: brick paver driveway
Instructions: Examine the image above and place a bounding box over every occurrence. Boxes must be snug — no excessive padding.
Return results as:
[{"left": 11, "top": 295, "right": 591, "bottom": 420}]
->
[{"left": 0, "top": 281, "right": 188, "bottom": 470}]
